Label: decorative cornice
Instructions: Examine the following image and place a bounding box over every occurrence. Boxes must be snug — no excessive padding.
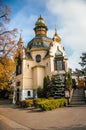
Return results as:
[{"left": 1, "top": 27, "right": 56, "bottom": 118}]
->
[
  {"left": 43, "top": 55, "right": 53, "bottom": 60},
  {"left": 29, "top": 48, "right": 48, "bottom": 53},
  {"left": 23, "top": 58, "right": 33, "bottom": 61}
]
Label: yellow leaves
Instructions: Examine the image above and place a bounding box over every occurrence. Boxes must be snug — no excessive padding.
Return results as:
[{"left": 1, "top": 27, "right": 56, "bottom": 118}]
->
[
  {"left": 0, "top": 63, "right": 5, "bottom": 78},
  {"left": 0, "top": 58, "right": 16, "bottom": 90}
]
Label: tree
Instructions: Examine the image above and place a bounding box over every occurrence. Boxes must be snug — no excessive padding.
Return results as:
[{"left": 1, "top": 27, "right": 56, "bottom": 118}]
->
[
  {"left": 0, "top": 0, "right": 17, "bottom": 64},
  {"left": 72, "top": 78, "right": 76, "bottom": 89},
  {"left": 0, "top": 1, "right": 17, "bottom": 90},
  {"left": 65, "top": 72, "right": 72, "bottom": 89},
  {"left": 78, "top": 52, "right": 86, "bottom": 87},
  {"left": 79, "top": 52, "right": 86, "bottom": 76},
  {"left": 47, "top": 75, "right": 65, "bottom": 98},
  {"left": 0, "top": 58, "right": 15, "bottom": 90},
  {"left": 43, "top": 76, "right": 50, "bottom": 98},
  {"left": 37, "top": 87, "right": 44, "bottom": 98}
]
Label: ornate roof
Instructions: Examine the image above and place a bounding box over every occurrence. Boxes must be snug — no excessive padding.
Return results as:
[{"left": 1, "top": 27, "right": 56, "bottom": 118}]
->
[
  {"left": 53, "top": 28, "right": 61, "bottom": 42},
  {"left": 35, "top": 15, "right": 46, "bottom": 27},
  {"left": 34, "top": 16, "right": 48, "bottom": 36},
  {"left": 27, "top": 35, "right": 52, "bottom": 51},
  {"left": 55, "top": 48, "right": 63, "bottom": 56},
  {"left": 26, "top": 16, "right": 52, "bottom": 51},
  {"left": 26, "top": 16, "right": 63, "bottom": 59}
]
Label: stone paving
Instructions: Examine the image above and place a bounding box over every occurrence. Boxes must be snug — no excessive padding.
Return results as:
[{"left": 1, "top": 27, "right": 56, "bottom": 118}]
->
[{"left": 0, "top": 100, "right": 86, "bottom": 130}]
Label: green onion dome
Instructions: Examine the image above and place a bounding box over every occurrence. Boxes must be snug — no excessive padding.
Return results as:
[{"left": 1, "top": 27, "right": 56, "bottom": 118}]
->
[{"left": 35, "top": 15, "right": 46, "bottom": 27}]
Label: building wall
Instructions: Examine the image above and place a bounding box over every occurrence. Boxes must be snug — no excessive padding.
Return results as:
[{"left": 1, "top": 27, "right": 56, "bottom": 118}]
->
[
  {"left": 30, "top": 49, "right": 47, "bottom": 63},
  {"left": 21, "top": 89, "right": 33, "bottom": 100},
  {"left": 44, "top": 57, "right": 51, "bottom": 76},
  {"left": 15, "top": 74, "right": 23, "bottom": 90},
  {"left": 21, "top": 49, "right": 49, "bottom": 91},
  {"left": 32, "top": 66, "right": 45, "bottom": 89},
  {"left": 22, "top": 59, "right": 33, "bottom": 89}
]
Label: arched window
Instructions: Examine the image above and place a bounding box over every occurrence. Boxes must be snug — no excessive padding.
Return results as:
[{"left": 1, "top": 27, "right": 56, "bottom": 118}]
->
[
  {"left": 16, "top": 56, "right": 22, "bottom": 75},
  {"left": 54, "top": 57, "right": 65, "bottom": 71},
  {"left": 54, "top": 47, "right": 65, "bottom": 71}
]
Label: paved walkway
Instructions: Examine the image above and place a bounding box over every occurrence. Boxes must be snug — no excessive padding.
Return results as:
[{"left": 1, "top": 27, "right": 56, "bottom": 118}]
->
[{"left": 0, "top": 100, "right": 86, "bottom": 130}]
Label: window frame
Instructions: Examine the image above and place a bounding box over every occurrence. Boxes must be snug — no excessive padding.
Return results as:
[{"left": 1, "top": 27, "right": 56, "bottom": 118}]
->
[
  {"left": 54, "top": 56, "right": 65, "bottom": 71},
  {"left": 16, "top": 56, "right": 22, "bottom": 75}
]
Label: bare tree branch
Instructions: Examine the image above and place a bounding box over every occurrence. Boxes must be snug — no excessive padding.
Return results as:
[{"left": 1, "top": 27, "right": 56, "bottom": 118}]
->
[{"left": 0, "top": 13, "right": 7, "bottom": 18}]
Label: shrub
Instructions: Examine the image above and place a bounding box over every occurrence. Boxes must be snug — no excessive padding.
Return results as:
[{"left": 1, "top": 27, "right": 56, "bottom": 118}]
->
[
  {"left": 19, "top": 98, "right": 68, "bottom": 111},
  {"left": 19, "top": 99, "right": 33, "bottom": 108},
  {"left": 33, "top": 98, "right": 46, "bottom": 108},
  {"left": 37, "top": 98, "right": 68, "bottom": 111},
  {"left": 19, "top": 100, "right": 26, "bottom": 108}
]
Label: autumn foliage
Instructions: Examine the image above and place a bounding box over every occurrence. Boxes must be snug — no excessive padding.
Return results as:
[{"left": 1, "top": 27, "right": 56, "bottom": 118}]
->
[
  {"left": 0, "top": 0, "right": 17, "bottom": 91},
  {"left": 0, "top": 58, "right": 15, "bottom": 90}
]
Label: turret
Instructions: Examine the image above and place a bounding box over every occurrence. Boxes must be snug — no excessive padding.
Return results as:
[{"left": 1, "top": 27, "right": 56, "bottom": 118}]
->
[
  {"left": 16, "top": 31, "right": 26, "bottom": 59},
  {"left": 34, "top": 15, "right": 48, "bottom": 36},
  {"left": 53, "top": 28, "right": 61, "bottom": 42},
  {"left": 18, "top": 33, "right": 24, "bottom": 50}
]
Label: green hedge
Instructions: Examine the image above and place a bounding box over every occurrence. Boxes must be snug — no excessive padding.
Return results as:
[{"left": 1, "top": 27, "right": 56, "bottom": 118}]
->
[
  {"left": 37, "top": 98, "right": 68, "bottom": 111},
  {"left": 33, "top": 98, "right": 46, "bottom": 107},
  {"left": 19, "top": 98, "right": 68, "bottom": 111}
]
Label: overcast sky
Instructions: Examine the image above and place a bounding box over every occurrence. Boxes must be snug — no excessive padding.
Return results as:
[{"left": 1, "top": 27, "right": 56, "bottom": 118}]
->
[{"left": 3, "top": 0, "right": 86, "bottom": 71}]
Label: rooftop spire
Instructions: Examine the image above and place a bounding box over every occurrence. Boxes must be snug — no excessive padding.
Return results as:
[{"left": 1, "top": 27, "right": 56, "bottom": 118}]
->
[
  {"left": 17, "top": 29, "right": 24, "bottom": 52},
  {"left": 19, "top": 29, "right": 23, "bottom": 43},
  {"left": 53, "top": 25, "right": 61, "bottom": 42},
  {"left": 55, "top": 25, "right": 58, "bottom": 36},
  {"left": 20, "top": 29, "right": 23, "bottom": 38},
  {"left": 39, "top": 15, "right": 42, "bottom": 19}
]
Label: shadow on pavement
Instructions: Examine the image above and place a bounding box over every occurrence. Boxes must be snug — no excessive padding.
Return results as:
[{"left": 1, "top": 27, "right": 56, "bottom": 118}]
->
[{"left": 0, "top": 99, "right": 43, "bottom": 112}]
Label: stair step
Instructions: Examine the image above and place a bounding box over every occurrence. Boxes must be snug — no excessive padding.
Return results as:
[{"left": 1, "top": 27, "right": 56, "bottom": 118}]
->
[
  {"left": 68, "top": 104, "right": 86, "bottom": 107},
  {"left": 71, "top": 100, "right": 85, "bottom": 102},
  {"left": 70, "top": 101, "right": 86, "bottom": 104},
  {"left": 70, "top": 88, "right": 86, "bottom": 106}
]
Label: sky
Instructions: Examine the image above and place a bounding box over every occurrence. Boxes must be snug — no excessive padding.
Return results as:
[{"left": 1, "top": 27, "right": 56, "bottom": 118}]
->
[{"left": 3, "top": 0, "right": 86, "bottom": 71}]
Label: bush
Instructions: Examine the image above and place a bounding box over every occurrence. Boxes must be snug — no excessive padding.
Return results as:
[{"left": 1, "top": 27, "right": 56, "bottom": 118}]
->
[
  {"left": 19, "top": 99, "right": 33, "bottom": 108},
  {"left": 33, "top": 98, "right": 46, "bottom": 108},
  {"left": 37, "top": 98, "right": 68, "bottom": 111},
  {"left": 19, "top": 98, "right": 68, "bottom": 111}
]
